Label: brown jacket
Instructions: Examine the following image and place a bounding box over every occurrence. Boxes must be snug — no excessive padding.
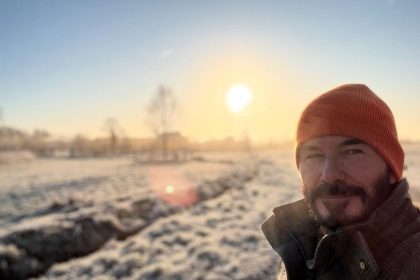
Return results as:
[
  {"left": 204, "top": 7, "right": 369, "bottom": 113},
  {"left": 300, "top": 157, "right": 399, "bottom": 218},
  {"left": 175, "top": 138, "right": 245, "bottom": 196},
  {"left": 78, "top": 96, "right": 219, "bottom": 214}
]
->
[{"left": 262, "top": 179, "right": 420, "bottom": 280}]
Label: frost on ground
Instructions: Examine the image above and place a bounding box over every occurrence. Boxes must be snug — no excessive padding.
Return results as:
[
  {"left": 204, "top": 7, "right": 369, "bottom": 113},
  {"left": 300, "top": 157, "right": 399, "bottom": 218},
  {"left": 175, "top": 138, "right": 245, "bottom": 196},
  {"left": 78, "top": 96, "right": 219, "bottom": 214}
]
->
[
  {"left": 0, "top": 146, "right": 419, "bottom": 279},
  {"left": 0, "top": 152, "right": 300, "bottom": 280}
]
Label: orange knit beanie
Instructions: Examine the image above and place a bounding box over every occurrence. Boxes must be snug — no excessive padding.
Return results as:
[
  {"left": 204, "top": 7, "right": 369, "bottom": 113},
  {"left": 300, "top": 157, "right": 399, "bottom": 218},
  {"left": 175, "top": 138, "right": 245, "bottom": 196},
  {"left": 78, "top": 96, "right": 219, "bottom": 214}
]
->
[{"left": 296, "top": 84, "right": 404, "bottom": 180}]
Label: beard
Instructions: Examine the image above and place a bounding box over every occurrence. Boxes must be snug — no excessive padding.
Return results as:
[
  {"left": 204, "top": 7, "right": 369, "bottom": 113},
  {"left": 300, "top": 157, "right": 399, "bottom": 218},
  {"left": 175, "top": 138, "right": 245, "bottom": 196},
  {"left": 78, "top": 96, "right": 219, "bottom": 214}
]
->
[{"left": 303, "top": 173, "right": 395, "bottom": 230}]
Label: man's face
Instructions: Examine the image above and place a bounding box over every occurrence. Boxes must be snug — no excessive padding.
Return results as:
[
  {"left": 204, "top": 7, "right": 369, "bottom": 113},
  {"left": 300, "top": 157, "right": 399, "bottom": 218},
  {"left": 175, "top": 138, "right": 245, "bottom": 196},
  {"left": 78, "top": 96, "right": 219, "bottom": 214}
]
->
[{"left": 298, "top": 136, "right": 396, "bottom": 229}]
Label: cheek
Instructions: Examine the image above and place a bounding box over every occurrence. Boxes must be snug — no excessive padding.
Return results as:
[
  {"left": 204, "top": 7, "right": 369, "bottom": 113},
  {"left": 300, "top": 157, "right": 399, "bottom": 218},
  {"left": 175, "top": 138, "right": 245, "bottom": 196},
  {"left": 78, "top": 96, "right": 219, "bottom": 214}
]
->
[
  {"left": 341, "top": 162, "right": 386, "bottom": 196},
  {"left": 299, "top": 165, "right": 321, "bottom": 191},
  {"left": 342, "top": 158, "right": 372, "bottom": 176},
  {"left": 343, "top": 153, "right": 388, "bottom": 175},
  {"left": 344, "top": 161, "right": 371, "bottom": 175}
]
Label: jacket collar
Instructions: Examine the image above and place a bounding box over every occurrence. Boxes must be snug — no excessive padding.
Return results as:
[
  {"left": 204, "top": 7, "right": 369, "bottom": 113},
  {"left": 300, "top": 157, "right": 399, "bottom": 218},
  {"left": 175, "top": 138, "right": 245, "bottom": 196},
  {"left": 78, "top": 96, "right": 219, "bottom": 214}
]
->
[
  {"left": 347, "top": 179, "right": 419, "bottom": 266},
  {"left": 344, "top": 178, "right": 411, "bottom": 233},
  {"left": 261, "top": 199, "right": 318, "bottom": 279},
  {"left": 262, "top": 179, "right": 417, "bottom": 276}
]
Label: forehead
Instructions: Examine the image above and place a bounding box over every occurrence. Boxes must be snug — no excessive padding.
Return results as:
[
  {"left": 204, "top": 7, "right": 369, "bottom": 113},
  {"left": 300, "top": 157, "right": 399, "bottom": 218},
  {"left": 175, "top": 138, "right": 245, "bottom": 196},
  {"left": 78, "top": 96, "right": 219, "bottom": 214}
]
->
[{"left": 300, "top": 136, "right": 369, "bottom": 151}]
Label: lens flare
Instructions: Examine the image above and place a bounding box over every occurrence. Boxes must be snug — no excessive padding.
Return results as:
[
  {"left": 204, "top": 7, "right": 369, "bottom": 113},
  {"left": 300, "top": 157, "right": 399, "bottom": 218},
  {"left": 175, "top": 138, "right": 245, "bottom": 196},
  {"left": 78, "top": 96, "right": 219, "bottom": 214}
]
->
[
  {"left": 148, "top": 166, "right": 198, "bottom": 206},
  {"left": 166, "top": 185, "right": 174, "bottom": 193}
]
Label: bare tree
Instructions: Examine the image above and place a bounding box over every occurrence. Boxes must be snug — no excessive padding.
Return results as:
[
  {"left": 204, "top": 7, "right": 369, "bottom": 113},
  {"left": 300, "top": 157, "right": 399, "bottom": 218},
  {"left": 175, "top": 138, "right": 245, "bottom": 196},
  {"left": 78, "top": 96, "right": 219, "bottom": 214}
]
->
[
  {"left": 146, "top": 85, "right": 177, "bottom": 159},
  {"left": 103, "top": 118, "right": 119, "bottom": 155},
  {"left": 70, "top": 134, "right": 90, "bottom": 158},
  {"left": 29, "top": 130, "right": 50, "bottom": 155}
]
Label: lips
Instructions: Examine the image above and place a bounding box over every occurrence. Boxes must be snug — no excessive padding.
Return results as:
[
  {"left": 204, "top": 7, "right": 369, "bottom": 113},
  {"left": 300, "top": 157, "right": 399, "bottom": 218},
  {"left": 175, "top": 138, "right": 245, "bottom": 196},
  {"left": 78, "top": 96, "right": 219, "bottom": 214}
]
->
[{"left": 319, "top": 187, "right": 357, "bottom": 199}]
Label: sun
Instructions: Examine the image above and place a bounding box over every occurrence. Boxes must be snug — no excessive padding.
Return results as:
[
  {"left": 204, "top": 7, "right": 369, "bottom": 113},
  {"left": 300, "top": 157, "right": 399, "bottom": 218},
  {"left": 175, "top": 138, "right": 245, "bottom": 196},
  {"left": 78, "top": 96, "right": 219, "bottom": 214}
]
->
[{"left": 226, "top": 84, "right": 253, "bottom": 113}]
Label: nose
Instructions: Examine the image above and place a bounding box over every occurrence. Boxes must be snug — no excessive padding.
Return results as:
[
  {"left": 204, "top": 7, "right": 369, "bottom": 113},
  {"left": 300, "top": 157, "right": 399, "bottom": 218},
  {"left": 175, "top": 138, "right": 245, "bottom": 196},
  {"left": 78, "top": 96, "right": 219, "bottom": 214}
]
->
[{"left": 320, "top": 157, "right": 345, "bottom": 183}]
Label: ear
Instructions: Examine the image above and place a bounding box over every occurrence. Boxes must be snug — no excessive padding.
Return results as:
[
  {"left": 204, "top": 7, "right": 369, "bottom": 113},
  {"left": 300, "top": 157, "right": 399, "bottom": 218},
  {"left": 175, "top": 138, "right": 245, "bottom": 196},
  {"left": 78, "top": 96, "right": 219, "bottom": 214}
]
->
[{"left": 389, "top": 173, "right": 396, "bottom": 184}]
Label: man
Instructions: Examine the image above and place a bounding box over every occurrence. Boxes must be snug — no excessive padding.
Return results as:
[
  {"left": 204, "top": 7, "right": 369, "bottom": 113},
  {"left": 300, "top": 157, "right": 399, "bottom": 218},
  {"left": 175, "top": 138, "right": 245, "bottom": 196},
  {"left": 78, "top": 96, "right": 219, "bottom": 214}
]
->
[{"left": 262, "top": 84, "right": 420, "bottom": 280}]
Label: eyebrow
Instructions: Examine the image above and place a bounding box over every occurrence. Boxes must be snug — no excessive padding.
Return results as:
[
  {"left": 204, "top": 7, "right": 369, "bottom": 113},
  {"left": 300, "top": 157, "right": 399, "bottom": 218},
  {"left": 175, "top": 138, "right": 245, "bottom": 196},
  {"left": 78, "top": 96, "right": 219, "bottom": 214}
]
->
[
  {"left": 338, "top": 138, "right": 365, "bottom": 147},
  {"left": 300, "top": 145, "right": 320, "bottom": 153},
  {"left": 300, "top": 138, "right": 365, "bottom": 153}
]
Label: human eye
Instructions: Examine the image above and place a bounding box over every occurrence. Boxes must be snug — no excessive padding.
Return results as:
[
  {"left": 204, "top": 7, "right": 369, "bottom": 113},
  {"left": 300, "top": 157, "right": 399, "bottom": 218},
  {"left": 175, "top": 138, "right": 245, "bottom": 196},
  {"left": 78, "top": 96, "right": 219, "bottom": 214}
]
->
[
  {"left": 305, "top": 153, "right": 323, "bottom": 160},
  {"left": 344, "top": 149, "right": 364, "bottom": 155}
]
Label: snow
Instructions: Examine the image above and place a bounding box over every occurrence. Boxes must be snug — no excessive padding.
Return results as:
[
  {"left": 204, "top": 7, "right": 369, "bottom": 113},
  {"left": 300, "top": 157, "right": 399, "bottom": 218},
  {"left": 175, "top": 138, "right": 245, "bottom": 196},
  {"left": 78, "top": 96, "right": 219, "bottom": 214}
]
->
[{"left": 0, "top": 145, "right": 419, "bottom": 279}]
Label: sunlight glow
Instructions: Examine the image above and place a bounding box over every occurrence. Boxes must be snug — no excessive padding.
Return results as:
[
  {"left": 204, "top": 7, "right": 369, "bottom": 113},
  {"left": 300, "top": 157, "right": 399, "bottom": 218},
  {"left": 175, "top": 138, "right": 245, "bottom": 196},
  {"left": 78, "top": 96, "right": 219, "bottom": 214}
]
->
[
  {"left": 166, "top": 185, "right": 175, "bottom": 193},
  {"left": 226, "top": 84, "right": 253, "bottom": 113}
]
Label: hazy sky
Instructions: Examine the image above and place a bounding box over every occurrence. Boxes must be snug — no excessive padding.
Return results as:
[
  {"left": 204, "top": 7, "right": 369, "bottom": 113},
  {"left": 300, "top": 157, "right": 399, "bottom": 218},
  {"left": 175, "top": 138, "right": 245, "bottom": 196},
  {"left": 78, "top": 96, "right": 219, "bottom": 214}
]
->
[{"left": 1, "top": 0, "right": 419, "bottom": 142}]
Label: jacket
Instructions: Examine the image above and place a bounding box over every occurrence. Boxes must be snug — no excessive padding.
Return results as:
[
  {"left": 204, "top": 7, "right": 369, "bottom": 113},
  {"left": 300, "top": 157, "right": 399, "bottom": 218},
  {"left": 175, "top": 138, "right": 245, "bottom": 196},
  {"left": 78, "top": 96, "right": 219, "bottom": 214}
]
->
[{"left": 261, "top": 179, "right": 420, "bottom": 280}]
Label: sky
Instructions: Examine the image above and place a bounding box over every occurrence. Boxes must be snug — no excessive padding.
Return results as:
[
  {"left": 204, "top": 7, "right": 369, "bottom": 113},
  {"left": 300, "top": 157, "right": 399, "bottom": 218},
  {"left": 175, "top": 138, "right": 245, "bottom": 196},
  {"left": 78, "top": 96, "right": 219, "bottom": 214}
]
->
[{"left": 1, "top": 0, "right": 419, "bottom": 142}]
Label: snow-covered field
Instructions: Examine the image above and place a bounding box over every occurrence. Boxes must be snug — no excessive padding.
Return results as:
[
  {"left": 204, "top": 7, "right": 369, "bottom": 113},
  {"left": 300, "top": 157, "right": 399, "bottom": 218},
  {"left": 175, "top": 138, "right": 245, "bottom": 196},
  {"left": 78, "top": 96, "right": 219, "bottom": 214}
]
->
[{"left": 0, "top": 145, "right": 419, "bottom": 280}]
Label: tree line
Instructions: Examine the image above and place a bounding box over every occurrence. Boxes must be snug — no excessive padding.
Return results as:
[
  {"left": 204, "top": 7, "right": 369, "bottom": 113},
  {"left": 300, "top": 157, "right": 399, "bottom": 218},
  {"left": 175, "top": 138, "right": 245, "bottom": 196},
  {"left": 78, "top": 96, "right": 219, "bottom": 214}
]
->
[{"left": 0, "top": 85, "right": 188, "bottom": 159}]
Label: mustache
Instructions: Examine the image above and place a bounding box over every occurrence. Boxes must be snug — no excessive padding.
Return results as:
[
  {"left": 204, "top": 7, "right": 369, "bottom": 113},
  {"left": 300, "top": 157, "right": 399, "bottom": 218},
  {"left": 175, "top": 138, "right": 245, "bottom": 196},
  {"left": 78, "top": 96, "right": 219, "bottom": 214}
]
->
[{"left": 309, "top": 181, "right": 366, "bottom": 202}]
